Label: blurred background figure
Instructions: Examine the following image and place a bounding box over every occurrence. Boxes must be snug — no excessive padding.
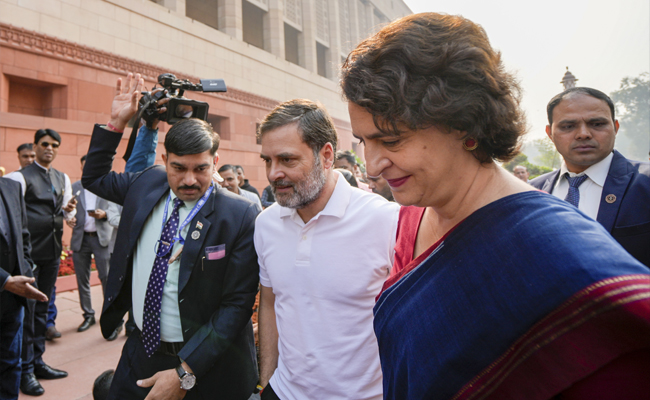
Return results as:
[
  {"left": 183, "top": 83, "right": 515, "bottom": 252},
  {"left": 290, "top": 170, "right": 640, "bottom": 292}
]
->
[
  {"left": 219, "top": 164, "right": 262, "bottom": 210},
  {"left": 235, "top": 165, "right": 261, "bottom": 199},
  {"left": 367, "top": 175, "right": 394, "bottom": 201},
  {"left": 513, "top": 165, "right": 530, "bottom": 182},
  {"left": 334, "top": 150, "right": 372, "bottom": 192}
]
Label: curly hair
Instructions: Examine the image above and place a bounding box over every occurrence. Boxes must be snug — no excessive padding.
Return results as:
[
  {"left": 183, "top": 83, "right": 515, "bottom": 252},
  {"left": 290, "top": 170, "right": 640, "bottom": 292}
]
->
[{"left": 340, "top": 13, "right": 527, "bottom": 163}]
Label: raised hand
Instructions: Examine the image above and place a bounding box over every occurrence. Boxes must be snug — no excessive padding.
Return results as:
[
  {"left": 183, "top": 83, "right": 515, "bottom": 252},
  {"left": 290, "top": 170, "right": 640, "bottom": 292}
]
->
[{"left": 108, "top": 72, "right": 144, "bottom": 132}]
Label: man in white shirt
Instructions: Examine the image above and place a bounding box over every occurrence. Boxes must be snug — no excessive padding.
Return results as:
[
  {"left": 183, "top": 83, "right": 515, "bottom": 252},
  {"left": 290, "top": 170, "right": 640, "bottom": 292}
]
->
[
  {"left": 217, "top": 164, "right": 263, "bottom": 210},
  {"left": 256, "top": 99, "right": 399, "bottom": 400},
  {"left": 4, "top": 143, "right": 36, "bottom": 181},
  {"left": 530, "top": 87, "right": 650, "bottom": 268},
  {"left": 6, "top": 129, "right": 77, "bottom": 396},
  {"left": 69, "top": 155, "right": 120, "bottom": 337}
]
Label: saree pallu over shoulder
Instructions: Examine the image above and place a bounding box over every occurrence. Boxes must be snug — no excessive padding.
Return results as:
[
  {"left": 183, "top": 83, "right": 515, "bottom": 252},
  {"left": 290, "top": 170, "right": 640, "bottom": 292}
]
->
[
  {"left": 373, "top": 191, "right": 650, "bottom": 400},
  {"left": 452, "top": 275, "right": 650, "bottom": 400}
]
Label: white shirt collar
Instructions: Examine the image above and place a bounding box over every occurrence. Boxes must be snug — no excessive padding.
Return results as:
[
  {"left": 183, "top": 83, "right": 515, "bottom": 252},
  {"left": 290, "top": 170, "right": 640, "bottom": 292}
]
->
[
  {"left": 34, "top": 160, "right": 49, "bottom": 171},
  {"left": 559, "top": 151, "right": 613, "bottom": 188},
  {"left": 279, "top": 171, "right": 351, "bottom": 224}
]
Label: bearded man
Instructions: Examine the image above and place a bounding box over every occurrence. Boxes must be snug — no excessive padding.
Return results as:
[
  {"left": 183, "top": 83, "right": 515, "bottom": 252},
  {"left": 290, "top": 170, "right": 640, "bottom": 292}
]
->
[{"left": 254, "top": 99, "right": 399, "bottom": 400}]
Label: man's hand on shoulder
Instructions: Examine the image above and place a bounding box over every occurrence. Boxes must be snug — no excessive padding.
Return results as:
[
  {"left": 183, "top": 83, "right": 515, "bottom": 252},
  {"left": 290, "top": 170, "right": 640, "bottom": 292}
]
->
[
  {"left": 5, "top": 276, "right": 48, "bottom": 302},
  {"left": 138, "top": 368, "right": 187, "bottom": 400}
]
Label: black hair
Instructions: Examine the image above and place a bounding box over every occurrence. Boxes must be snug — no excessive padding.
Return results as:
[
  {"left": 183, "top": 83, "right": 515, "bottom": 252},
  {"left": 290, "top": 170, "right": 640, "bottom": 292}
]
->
[
  {"left": 341, "top": 12, "right": 526, "bottom": 163},
  {"left": 547, "top": 87, "right": 616, "bottom": 125},
  {"left": 235, "top": 165, "right": 244, "bottom": 172},
  {"left": 34, "top": 129, "right": 61, "bottom": 144},
  {"left": 164, "top": 118, "right": 220, "bottom": 156},
  {"left": 17, "top": 143, "right": 33, "bottom": 153},
  {"left": 335, "top": 150, "right": 357, "bottom": 166},
  {"left": 258, "top": 99, "right": 338, "bottom": 157},
  {"left": 92, "top": 369, "right": 114, "bottom": 400},
  {"left": 218, "top": 164, "right": 237, "bottom": 174},
  {"left": 81, "top": 155, "right": 87, "bottom": 163}
]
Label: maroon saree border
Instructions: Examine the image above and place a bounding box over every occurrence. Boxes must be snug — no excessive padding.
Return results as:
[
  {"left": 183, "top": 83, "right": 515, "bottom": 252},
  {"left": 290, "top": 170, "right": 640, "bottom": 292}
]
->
[{"left": 452, "top": 275, "right": 650, "bottom": 400}]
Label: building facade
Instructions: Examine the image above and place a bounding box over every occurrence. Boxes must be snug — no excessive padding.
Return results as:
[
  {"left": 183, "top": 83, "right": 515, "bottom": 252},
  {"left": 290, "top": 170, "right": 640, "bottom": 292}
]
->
[{"left": 1, "top": 0, "right": 411, "bottom": 187}]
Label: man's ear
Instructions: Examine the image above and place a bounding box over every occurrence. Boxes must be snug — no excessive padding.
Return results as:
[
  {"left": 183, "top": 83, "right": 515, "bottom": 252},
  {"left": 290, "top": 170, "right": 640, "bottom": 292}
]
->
[
  {"left": 321, "top": 143, "right": 335, "bottom": 169},
  {"left": 614, "top": 120, "right": 619, "bottom": 134},
  {"left": 162, "top": 153, "right": 167, "bottom": 164},
  {"left": 545, "top": 125, "right": 553, "bottom": 140},
  {"left": 213, "top": 153, "right": 220, "bottom": 168}
]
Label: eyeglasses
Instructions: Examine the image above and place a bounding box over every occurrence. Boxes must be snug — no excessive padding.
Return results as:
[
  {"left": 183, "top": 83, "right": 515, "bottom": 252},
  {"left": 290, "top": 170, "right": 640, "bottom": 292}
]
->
[{"left": 39, "top": 141, "right": 60, "bottom": 149}]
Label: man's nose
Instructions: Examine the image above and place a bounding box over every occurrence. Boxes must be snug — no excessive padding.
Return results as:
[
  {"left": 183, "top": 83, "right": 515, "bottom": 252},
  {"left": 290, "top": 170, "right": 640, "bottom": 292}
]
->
[
  {"left": 267, "top": 163, "right": 285, "bottom": 182},
  {"left": 575, "top": 122, "right": 592, "bottom": 139}
]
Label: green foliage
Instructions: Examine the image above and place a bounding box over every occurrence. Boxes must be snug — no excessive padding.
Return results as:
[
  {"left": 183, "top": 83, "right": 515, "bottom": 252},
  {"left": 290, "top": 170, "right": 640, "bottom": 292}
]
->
[
  {"left": 502, "top": 153, "right": 553, "bottom": 179},
  {"left": 610, "top": 73, "right": 650, "bottom": 161},
  {"left": 531, "top": 137, "right": 561, "bottom": 169}
]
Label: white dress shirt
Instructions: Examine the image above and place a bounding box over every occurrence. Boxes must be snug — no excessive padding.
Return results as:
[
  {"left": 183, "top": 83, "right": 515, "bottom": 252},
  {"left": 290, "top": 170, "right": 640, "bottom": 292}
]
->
[
  {"left": 551, "top": 152, "right": 614, "bottom": 220},
  {"left": 132, "top": 190, "right": 198, "bottom": 342},
  {"left": 6, "top": 161, "right": 76, "bottom": 220},
  {"left": 83, "top": 188, "right": 98, "bottom": 232}
]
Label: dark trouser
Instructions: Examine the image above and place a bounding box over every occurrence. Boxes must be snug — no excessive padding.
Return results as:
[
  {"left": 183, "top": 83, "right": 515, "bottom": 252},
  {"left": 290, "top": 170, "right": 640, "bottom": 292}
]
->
[
  {"left": 109, "top": 332, "right": 205, "bottom": 400},
  {"left": 72, "top": 234, "right": 110, "bottom": 318},
  {"left": 21, "top": 258, "right": 60, "bottom": 374},
  {"left": 260, "top": 382, "right": 281, "bottom": 400},
  {"left": 0, "top": 292, "right": 24, "bottom": 400},
  {"left": 46, "top": 287, "right": 56, "bottom": 328}
]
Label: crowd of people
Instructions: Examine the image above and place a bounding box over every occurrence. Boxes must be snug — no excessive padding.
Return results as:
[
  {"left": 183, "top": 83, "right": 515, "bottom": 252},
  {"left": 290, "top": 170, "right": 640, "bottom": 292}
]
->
[{"left": 1, "top": 11, "right": 649, "bottom": 400}]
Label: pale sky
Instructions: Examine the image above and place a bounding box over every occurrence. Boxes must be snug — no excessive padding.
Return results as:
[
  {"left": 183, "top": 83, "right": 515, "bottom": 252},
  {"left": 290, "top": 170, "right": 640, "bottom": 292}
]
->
[{"left": 402, "top": 0, "right": 650, "bottom": 144}]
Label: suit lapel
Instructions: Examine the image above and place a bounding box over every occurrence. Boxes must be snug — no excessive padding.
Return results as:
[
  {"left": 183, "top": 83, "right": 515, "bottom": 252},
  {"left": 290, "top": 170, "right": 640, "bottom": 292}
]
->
[
  {"left": 74, "top": 183, "right": 86, "bottom": 226},
  {"left": 0, "top": 181, "right": 11, "bottom": 238},
  {"left": 178, "top": 188, "right": 215, "bottom": 294},
  {"left": 596, "top": 151, "right": 633, "bottom": 233},
  {"left": 541, "top": 170, "right": 560, "bottom": 194}
]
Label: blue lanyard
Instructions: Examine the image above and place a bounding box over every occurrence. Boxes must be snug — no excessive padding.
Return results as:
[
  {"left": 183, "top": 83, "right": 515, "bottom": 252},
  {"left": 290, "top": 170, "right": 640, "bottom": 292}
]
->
[{"left": 155, "top": 185, "right": 213, "bottom": 257}]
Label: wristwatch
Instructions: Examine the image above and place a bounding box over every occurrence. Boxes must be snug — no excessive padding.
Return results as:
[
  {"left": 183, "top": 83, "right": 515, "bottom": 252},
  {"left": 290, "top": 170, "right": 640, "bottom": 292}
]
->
[{"left": 175, "top": 363, "right": 196, "bottom": 390}]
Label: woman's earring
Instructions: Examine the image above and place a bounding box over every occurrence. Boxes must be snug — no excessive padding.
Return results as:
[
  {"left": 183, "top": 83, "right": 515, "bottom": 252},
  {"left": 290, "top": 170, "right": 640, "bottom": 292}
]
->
[{"left": 462, "top": 138, "right": 478, "bottom": 151}]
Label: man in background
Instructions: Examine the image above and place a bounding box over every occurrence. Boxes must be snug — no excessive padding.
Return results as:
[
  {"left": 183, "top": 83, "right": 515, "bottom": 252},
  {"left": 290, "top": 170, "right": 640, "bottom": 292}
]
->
[
  {"left": 236, "top": 165, "right": 261, "bottom": 198},
  {"left": 5, "top": 143, "right": 36, "bottom": 180},
  {"left": 334, "top": 150, "right": 372, "bottom": 192},
  {"left": 513, "top": 165, "right": 530, "bottom": 182},
  {"left": 7, "top": 128, "right": 76, "bottom": 396},
  {"left": 219, "top": 164, "right": 263, "bottom": 210},
  {"left": 0, "top": 178, "right": 48, "bottom": 399},
  {"left": 530, "top": 87, "right": 650, "bottom": 268},
  {"left": 70, "top": 155, "right": 121, "bottom": 338},
  {"left": 367, "top": 174, "right": 394, "bottom": 201}
]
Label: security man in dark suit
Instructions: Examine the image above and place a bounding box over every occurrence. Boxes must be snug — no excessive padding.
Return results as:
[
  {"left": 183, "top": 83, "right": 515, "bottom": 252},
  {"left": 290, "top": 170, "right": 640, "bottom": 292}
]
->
[
  {"left": 530, "top": 87, "right": 650, "bottom": 268},
  {"left": 0, "top": 178, "right": 48, "bottom": 399},
  {"left": 83, "top": 73, "right": 259, "bottom": 400}
]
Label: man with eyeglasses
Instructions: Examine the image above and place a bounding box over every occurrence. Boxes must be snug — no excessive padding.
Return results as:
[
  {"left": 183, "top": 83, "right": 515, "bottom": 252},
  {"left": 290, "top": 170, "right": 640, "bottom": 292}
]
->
[{"left": 6, "top": 128, "right": 77, "bottom": 396}]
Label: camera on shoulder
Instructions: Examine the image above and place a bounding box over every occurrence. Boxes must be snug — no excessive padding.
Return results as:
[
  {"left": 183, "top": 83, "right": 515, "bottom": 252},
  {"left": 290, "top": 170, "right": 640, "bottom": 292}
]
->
[{"left": 139, "top": 73, "right": 227, "bottom": 125}]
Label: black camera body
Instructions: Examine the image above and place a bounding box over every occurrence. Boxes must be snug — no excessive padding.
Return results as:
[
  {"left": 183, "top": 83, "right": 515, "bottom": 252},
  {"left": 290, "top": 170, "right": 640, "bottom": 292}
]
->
[{"left": 139, "top": 73, "right": 227, "bottom": 125}]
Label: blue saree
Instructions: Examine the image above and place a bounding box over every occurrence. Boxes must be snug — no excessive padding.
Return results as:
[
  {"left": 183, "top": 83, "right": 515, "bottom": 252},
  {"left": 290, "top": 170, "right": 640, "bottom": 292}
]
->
[{"left": 374, "top": 191, "right": 650, "bottom": 400}]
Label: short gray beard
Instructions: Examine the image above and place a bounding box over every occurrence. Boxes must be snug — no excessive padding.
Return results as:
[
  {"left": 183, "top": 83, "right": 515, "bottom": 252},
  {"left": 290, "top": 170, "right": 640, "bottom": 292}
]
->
[{"left": 272, "top": 156, "right": 327, "bottom": 209}]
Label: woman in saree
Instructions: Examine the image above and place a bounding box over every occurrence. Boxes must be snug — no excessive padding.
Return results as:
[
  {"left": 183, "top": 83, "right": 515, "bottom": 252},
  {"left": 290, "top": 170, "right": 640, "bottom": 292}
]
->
[{"left": 340, "top": 12, "right": 650, "bottom": 400}]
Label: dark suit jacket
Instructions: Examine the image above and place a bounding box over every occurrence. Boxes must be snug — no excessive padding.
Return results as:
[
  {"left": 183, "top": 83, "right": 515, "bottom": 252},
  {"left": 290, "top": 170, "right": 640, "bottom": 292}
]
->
[
  {"left": 70, "top": 181, "right": 117, "bottom": 251},
  {"left": 530, "top": 150, "right": 650, "bottom": 268},
  {"left": 0, "top": 178, "right": 34, "bottom": 307},
  {"left": 82, "top": 125, "right": 260, "bottom": 399}
]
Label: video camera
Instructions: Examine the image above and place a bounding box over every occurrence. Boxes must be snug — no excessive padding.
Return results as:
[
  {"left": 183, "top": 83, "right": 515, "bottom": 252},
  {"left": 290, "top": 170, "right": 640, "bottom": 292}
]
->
[
  {"left": 123, "top": 73, "right": 227, "bottom": 162},
  {"left": 139, "top": 73, "right": 227, "bottom": 125}
]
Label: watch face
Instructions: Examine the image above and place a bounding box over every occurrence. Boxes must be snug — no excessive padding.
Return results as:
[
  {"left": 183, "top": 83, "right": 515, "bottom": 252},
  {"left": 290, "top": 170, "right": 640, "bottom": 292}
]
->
[{"left": 180, "top": 374, "right": 196, "bottom": 390}]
